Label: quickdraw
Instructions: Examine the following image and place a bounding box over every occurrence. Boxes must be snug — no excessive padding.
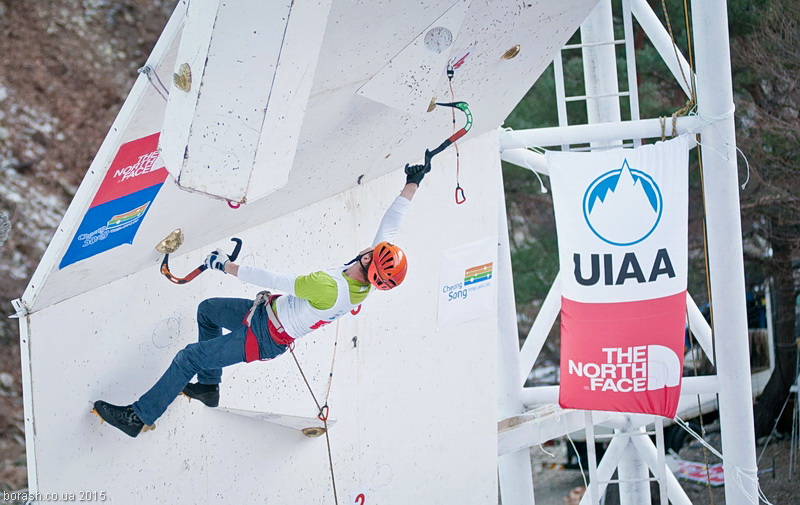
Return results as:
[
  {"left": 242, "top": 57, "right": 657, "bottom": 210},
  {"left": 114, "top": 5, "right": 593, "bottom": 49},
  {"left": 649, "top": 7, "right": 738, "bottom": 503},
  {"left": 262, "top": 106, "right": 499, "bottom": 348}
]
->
[
  {"left": 160, "top": 237, "right": 242, "bottom": 285},
  {"left": 318, "top": 404, "right": 330, "bottom": 422}
]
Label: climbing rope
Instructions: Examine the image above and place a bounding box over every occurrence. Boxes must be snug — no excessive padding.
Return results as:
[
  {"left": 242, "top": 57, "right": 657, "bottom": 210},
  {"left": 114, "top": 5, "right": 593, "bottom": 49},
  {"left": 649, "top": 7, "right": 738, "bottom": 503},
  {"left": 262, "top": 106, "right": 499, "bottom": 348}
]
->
[
  {"left": 289, "top": 321, "right": 342, "bottom": 505},
  {"left": 446, "top": 62, "right": 466, "bottom": 204},
  {"left": 694, "top": 140, "right": 720, "bottom": 505},
  {"left": 660, "top": 0, "right": 695, "bottom": 104},
  {"left": 657, "top": 0, "right": 696, "bottom": 140},
  {"left": 665, "top": 0, "right": 718, "bottom": 497}
]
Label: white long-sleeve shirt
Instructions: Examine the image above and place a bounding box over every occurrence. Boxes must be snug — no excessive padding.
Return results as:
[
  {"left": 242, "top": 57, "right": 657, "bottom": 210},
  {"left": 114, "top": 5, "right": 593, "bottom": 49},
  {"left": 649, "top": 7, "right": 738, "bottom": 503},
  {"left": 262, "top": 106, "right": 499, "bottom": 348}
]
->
[{"left": 237, "top": 195, "right": 411, "bottom": 338}]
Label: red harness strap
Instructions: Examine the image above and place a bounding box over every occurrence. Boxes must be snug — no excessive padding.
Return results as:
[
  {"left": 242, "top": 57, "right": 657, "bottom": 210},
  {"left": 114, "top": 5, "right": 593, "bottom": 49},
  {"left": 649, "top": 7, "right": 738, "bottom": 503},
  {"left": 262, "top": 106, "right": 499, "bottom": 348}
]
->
[{"left": 243, "top": 293, "right": 295, "bottom": 363}]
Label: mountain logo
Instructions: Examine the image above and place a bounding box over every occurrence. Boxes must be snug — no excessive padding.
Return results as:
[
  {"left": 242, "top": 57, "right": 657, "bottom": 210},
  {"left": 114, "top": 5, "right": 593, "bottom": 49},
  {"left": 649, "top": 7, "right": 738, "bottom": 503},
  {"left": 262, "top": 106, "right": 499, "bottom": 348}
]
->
[{"left": 582, "top": 159, "right": 663, "bottom": 246}]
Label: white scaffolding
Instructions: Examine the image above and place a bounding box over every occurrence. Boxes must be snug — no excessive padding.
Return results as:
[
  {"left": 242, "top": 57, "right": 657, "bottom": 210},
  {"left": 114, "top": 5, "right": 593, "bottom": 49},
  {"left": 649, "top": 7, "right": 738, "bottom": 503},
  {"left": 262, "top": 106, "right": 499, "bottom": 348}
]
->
[{"left": 498, "top": 0, "right": 762, "bottom": 504}]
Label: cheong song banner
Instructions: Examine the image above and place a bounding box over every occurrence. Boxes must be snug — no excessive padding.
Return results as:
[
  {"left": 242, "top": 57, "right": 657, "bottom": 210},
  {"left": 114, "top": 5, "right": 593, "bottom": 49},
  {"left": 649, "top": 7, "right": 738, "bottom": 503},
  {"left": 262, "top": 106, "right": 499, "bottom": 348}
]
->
[
  {"left": 437, "top": 237, "right": 497, "bottom": 329},
  {"left": 547, "top": 136, "right": 691, "bottom": 418}
]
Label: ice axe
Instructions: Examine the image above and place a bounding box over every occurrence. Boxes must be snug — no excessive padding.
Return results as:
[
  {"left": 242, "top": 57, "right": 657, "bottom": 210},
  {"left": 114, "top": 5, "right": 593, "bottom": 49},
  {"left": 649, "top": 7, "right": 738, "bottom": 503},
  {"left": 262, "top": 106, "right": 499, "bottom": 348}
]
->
[
  {"left": 156, "top": 229, "right": 242, "bottom": 285},
  {"left": 407, "top": 101, "right": 472, "bottom": 204}
]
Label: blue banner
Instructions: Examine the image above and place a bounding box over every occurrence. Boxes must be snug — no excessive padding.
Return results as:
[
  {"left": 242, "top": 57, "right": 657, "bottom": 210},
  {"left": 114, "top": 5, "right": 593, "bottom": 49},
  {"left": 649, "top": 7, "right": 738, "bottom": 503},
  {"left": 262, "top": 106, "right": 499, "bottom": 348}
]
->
[{"left": 60, "top": 184, "right": 163, "bottom": 269}]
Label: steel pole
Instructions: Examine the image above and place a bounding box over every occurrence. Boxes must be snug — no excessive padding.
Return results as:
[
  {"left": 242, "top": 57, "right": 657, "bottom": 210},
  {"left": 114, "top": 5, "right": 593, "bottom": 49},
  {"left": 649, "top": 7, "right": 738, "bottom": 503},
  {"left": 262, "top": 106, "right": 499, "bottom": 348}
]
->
[
  {"left": 497, "top": 166, "right": 535, "bottom": 504},
  {"left": 691, "top": 0, "right": 760, "bottom": 503}
]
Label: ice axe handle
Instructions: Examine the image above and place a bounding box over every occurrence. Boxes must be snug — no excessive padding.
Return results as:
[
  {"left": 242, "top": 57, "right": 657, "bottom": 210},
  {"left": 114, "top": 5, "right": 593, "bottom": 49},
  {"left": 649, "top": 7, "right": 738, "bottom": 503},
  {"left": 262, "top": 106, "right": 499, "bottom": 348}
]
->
[{"left": 228, "top": 237, "right": 242, "bottom": 262}]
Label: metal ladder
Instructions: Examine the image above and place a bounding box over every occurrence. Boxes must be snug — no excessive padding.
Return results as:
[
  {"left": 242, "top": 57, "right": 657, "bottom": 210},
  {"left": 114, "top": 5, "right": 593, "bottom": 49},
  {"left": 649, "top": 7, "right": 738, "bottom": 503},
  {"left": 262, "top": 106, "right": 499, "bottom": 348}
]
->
[{"left": 552, "top": 0, "right": 642, "bottom": 152}]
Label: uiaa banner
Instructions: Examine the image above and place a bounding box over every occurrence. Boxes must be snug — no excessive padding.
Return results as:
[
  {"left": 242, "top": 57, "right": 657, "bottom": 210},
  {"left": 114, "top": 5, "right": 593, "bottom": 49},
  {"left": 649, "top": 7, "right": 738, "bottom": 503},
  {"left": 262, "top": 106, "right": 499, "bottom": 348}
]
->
[{"left": 548, "top": 136, "right": 691, "bottom": 418}]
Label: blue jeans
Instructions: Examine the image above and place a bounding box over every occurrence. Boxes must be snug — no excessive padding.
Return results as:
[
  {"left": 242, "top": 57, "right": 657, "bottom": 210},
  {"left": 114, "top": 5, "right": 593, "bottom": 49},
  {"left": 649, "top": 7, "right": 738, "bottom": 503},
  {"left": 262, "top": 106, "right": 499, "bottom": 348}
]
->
[{"left": 132, "top": 297, "right": 286, "bottom": 425}]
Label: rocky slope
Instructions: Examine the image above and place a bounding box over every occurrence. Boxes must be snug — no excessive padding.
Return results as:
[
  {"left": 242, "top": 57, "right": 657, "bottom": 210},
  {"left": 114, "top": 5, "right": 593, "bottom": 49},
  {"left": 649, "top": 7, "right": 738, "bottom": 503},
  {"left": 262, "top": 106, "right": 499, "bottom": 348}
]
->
[{"left": 0, "top": 0, "right": 172, "bottom": 490}]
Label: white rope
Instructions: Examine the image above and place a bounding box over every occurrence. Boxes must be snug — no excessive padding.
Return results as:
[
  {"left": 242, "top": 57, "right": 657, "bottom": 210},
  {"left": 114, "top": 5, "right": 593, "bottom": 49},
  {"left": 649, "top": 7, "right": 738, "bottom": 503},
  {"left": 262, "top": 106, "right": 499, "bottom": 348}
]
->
[
  {"left": 561, "top": 413, "right": 589, "bottom": 490},
  {"left": 682, "top": 105, "right": 753, "bottom": 189},
  {"left": 537, "top": 440, "right": 556, "bottom": 459},
  {"left": 137, "top": 65, "right": 169, "bottom": 102},
  {"left": 501, "top": 126, "right": 547, "bottom": 154},
  {"left": 674, "top": 416, "right": 774, "bottom": 504},
  {"left": 525, "top": 160, "right": 548, "bottom": 194},
  {"left": 527, "top": 405, "right": 559, "bottom": 458},
  {"left": 736, "top": 146, "right": 752, "bottom": 189},
  {"left": 500, "top": 127, "right": 549, "bottom": 193}
]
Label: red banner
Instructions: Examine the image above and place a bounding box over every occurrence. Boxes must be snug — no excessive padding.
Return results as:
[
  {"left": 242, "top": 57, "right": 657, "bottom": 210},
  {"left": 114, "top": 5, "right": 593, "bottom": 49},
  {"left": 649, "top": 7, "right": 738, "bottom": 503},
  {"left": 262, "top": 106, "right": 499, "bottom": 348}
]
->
[
  {"left": 90, "top": 133, "right": 167, "bottom": 208},
  {"left": 559, "top": 293, "right": 685, "bottom": 418}
]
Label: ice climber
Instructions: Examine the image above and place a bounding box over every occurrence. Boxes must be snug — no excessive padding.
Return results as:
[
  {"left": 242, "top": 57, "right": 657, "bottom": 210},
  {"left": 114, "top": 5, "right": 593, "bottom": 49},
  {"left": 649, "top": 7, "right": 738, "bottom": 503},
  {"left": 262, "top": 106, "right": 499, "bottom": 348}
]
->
[{"left": 93, "top": 164, "right": 430, "bottom": 437}]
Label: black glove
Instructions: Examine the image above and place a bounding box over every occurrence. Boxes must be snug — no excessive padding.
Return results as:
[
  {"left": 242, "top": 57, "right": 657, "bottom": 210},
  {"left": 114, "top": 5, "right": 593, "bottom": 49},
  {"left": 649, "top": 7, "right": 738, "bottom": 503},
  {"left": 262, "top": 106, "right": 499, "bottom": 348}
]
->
[{"left": 405, "top": 162, "right": 431, "bottom": 186}]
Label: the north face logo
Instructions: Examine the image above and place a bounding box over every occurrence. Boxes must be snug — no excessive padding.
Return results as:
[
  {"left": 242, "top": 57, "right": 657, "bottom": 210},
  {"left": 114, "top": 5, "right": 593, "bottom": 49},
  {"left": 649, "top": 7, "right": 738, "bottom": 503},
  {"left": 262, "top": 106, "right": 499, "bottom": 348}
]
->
[{"left": 567, "top": 345, "right": 681, "bottom": 393}]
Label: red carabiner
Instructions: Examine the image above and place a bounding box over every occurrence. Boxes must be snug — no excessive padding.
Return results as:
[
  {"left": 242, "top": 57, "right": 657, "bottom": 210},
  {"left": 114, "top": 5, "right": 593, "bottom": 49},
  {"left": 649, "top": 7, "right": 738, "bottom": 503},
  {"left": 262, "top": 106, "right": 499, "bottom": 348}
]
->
[
  {"left": 227, "top": 200, "right": 241, "bottom": 209},
  {"left": 455, "top": 184, "right": 466, "bottom": 205},
  {"left": 318, "top": 405, "right": 329, "bottom": 422}
]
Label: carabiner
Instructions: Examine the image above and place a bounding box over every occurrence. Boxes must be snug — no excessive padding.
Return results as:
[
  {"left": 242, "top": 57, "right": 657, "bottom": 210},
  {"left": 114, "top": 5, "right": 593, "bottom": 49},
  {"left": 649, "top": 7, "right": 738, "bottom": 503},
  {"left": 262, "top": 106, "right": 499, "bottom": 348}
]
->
[{"left": 455, "top": 184, "right": 466, "bottom": 205}]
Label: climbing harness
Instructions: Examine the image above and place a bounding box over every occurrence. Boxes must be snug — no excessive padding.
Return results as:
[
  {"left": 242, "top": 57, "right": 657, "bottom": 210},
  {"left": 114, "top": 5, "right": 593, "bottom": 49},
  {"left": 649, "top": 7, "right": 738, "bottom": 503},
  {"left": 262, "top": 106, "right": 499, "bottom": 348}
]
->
[
  {"left": 242, "top": 291, "right": 296, "bottom": 362},
  {"left": 159, "top": 237, "right": 242, "bottom": 285}
]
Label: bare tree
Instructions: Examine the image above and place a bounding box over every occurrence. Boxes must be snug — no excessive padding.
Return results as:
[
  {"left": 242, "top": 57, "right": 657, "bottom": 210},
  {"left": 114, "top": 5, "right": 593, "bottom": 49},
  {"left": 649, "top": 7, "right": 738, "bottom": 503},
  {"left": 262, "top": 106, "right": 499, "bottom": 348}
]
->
[{"left": 731, "top": 0, "right": 800, "bottom": 437}]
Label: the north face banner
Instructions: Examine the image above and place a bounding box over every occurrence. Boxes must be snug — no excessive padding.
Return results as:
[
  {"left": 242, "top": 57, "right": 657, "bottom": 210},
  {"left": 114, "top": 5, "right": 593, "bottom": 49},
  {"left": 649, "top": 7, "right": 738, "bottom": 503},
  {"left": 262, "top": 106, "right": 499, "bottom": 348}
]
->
[{"left": 548, "top": 136, "right": 691, "bottom": 418}]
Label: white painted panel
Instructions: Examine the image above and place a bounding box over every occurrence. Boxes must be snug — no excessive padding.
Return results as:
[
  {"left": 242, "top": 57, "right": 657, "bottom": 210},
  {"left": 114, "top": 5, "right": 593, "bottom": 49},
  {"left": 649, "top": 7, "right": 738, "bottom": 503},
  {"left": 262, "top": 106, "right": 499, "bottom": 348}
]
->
[
  {"left": 249, "top": 0, "right": 334, "bottom": 202},
  {"left": 357, "top": 0, "right": 471, "bottom": 116},
  {"left": 159, "top": 0, "right": 218, "bottom": 179},
  {"left": 26, "top": 134, "right": 500, "bottom": 503},
  {"left": 172, "top": 0, "right": 293, "bottom": 201}
]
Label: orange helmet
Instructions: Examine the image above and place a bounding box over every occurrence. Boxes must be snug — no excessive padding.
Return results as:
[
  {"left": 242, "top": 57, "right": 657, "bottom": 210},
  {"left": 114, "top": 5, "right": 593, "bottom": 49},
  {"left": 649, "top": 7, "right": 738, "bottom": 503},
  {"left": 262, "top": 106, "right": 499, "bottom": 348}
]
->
[{"left": 367, "top": 242, "right": 408, "bottom": 290}]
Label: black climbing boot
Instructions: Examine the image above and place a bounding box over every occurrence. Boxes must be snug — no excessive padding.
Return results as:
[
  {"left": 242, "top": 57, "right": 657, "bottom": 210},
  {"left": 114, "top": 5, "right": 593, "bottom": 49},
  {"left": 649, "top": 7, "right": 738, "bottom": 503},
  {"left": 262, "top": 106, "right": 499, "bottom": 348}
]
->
[
  {"left": 93, "top": 400, "right": 153, "bottom": 438},
  {"left": 181, "top": 382, "right": 219, "bottom": 408}
]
